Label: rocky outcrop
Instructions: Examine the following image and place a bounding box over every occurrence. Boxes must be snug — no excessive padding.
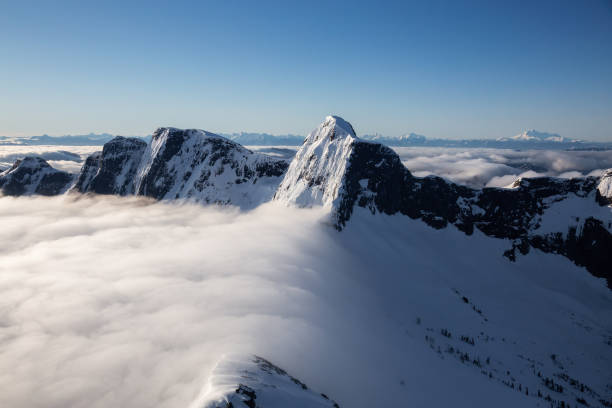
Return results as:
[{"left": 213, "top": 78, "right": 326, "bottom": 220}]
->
[
  {"left": 192, "top": 354, "right": 340, "bottom": 408},
  {"left": 73, "top": 136, "right": 147, "bottom": 195},
  {"left": 275, "top": 116, "right": 612, "bottom": 287},
  {"left": 0, "top": 156, "right": 73, "bottom": 196}
]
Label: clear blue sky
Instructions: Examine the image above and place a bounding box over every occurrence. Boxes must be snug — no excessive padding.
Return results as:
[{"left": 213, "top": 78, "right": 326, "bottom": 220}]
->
[{"left": 1, "top": 0, "right": 611, "bottom": 140}]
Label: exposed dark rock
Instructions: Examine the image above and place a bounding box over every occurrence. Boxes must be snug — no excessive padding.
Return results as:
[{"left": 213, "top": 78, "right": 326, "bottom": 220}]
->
[
  {"left": 71, "top": 128, "right": 288, "bottom": 208},
  {"left": 0, "top": 157, "right": 73, "bottom": 196},
  {"left": 342, "top": 140, "right": 612, "bottom": 287},
  {"left": 74, "top": 137, "right": 146, "bottom": 195}
]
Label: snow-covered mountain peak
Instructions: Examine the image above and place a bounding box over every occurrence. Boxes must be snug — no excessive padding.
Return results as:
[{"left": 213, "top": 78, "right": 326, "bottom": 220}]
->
[
  {"left": 0, "top": 156, "right": 73, "bottom": 196},
  {"left": 148, "top": 127, "right": 245, "bottom": 161},
  {"left": 191, "top": 354, "right": 340, "bottom": 408},
  {"left": 133, "top": 127, "right": 288, "bottom": 207},
  {"left": 508, "top": 129, "right": 567, "bottom": 142},
  {"left": 274, "top": 116, "right": 362, "bottom": 208},
  {"left": 4, "top": 156, "right": 54, "bottom": 174},
  {"left": 399, "top": 132, "right": 426, "bottom": 142},
  {"left": 597, "top": 168, "right": 612, "bottom": 205},
  {"left": 152, "top": 127, "right": 230, "bottom": 144},
  {"left": 71, "top": 127, "right": 288, "bottom": 207},
  {"left": 306, "top": 115, "right": 357, "bottom": 144},
  {"left": 275, "top": 116, "right": 612, "bottom": 284}
]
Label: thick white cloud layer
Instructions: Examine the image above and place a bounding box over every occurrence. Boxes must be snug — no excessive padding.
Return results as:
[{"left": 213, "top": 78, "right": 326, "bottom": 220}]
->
[
  {"left": 393, "top": 147, "right": 612, "bottom": 187},
  {"left": 0, "top": 196, "right": 344, "bottom": 408},
  {"left": 0, "top": 146, "right": 100, "bottom": 173},
  {"left": 1, "top": 147, "right": 611, "bottom": 408}
]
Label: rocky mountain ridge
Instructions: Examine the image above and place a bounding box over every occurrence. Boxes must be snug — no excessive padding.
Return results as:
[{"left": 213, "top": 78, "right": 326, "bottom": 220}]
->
[
  {"left": 70, "top": 128, "right": 289, "bottom": 208},
  {"left": 273, "top": 116, "right": 612, "bottom": 287}
]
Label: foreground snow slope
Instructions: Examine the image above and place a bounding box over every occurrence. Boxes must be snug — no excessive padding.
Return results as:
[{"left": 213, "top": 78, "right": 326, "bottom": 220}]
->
[
  {"left": 0, "top": 197, "right": 610, "bottom": 408},
  {"left": 192, "top": 354, "right": 340, "bottom": 408}
]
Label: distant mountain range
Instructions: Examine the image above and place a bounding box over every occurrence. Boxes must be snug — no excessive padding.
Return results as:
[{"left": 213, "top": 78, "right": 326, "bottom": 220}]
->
[
  {"left": 501, "top": 129, "right": 568, "bottom": 143},
  {"left": 220, "top": 132, "right": 305, "bottom": 146},
  {"left": 2, "top": 130, "right": 611, "bottom": 150},
  {"left": 0, "top": 133, "right": 148, "bottom": 146},
  {"left": 360, "top": 130, "right": 612, "bottom": 149}
]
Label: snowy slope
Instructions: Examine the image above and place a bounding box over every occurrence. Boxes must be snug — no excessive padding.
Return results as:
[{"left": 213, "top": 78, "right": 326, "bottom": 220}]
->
[
  {"left": 336, "top": 209, "right": 612, "bottom": 408},
  {"left": 598, "top": 169, "right": 612, "bottom": 205},
  {"left": 274, "top": 115, "right": 360, "bottom": 209},
  {"left": 191, "top": 354, "right": 340, "bottom": 408}
]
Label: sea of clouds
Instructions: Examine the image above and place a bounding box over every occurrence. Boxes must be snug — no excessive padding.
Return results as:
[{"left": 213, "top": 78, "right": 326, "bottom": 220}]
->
[
  {"left": 1, "top": 194, "right": 610, "bottom": 408},
  {"left": 0, "top": 196, "right": 401, "bottom": 408},
  {"left": 1, "top": 144, "right": 612, "bottom": 408},
  {"left": 393, "top": 147, "right": 612, "bottom": 188}
]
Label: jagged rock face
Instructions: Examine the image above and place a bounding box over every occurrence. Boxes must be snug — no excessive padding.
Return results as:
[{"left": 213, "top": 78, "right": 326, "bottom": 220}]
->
[
  {"left": 276, "top": 116, "right": 612, "bottom": 287},
  {"left": 72, "top": 151, "right": 101, "bottom": 193},
  {"left": 0, "top": 157, "right": 73, "bottom": 196},
  {"left": 135, "top": 128, "right": 288, "bottom": 208},
  {"left": 74, "top": 137, "right": 147, "bottom": 195},
  {"left": 597, "top": 169, "right": 612, "bottom": 205},
  {"left": 71, "top": 129, "right": 288, "bottom": 208},
  {"left": 193, "top": 354, "right": 340, "bottom": 408}
]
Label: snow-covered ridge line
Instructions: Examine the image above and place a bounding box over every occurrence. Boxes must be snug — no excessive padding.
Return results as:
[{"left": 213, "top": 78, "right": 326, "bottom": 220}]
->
[
  {"left": 274, "top": 116, "right": 612, "bottom": 288},
  {"left": 2, "top": 127, "right": 289, "bottom": 209},
  {"left": 191, "top": 354, "right": 340, "bottom": 408},
  {"left": 74, "top": 128, "right": 289, "bottom": 209}
]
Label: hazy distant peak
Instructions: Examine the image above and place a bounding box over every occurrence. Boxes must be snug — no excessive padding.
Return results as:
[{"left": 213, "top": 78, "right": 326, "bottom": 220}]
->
[
  {"left": 399, "top": 132, "right": 426, "bottom": 141},
  {"left": 503, "top": 129, "right": 569, "bottom": 143}
]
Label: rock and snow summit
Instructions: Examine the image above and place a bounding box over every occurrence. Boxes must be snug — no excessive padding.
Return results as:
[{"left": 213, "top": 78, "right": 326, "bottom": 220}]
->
[{"left": 191, "top": 354, "right": 340, "bottom": 408}]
